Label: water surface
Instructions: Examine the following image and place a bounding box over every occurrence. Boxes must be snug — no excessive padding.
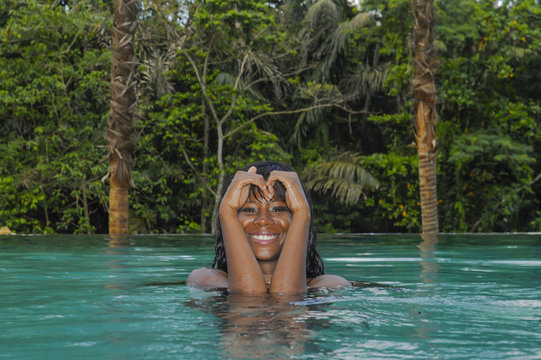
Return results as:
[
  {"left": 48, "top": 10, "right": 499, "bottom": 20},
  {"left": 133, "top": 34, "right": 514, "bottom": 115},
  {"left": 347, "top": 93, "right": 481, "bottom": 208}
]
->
[{"left": 1, "top": 234, "right": 540, "bottom": 359}]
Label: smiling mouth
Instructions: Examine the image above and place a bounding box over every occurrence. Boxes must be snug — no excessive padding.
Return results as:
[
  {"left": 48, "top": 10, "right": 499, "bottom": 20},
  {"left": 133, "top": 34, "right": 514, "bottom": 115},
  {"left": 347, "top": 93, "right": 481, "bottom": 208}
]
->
[{"left": 249, "top": 234, "right": 279, "bottom": 243}]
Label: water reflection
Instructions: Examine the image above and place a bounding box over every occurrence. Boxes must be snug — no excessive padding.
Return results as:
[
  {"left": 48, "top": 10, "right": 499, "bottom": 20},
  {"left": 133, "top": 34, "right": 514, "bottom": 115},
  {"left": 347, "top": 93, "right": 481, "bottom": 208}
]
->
[
  {"left": 412, "top": 233, "right": 439, "bottom": 343},
  {"left": 107, "top": 234, "right": 133, "bottom": 248},
  {"left": 104, "top": 235, "right": 137, "bottom": 350},
  {"left": 105, "top": 235, "right": 134, "bottom": 290},
  {"left": 186, "top": 292, "right": 316, "bottom": 359},
  {"left": 418, "top": 233, "right": 439, "bottom": 284}
]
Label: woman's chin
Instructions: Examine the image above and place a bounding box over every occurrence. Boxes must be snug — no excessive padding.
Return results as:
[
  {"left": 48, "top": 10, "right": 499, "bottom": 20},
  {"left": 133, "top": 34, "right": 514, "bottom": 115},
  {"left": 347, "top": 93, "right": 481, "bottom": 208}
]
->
[
  {"left": 250, "top": 241, "right": 283, "bottom": 261},
  {"left": 254, "top": 251, "right": 281, "bottom": 262}
]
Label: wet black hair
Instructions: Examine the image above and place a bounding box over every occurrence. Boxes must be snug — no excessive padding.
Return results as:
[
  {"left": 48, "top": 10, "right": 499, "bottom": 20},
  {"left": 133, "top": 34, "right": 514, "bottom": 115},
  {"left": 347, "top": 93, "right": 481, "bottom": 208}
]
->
[{"left": 211, "top": 161, "right": 325, "bottom": 278}]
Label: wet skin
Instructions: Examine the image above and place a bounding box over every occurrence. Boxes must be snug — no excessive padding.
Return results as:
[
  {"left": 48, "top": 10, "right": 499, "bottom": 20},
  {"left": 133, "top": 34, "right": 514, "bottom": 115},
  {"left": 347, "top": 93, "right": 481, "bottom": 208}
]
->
[{"left": 187, "top": 166, "right": 350, "bottom": 293}]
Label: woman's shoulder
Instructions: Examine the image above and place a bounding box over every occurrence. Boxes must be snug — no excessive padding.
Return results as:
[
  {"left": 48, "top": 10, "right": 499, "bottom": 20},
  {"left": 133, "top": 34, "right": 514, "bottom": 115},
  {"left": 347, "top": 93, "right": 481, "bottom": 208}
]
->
[
  {"left": 187, "top": 267, "right": 228, "bottom": 289},
  {"left": 308, "top": 274, "right": 351, "bottom": 289}
]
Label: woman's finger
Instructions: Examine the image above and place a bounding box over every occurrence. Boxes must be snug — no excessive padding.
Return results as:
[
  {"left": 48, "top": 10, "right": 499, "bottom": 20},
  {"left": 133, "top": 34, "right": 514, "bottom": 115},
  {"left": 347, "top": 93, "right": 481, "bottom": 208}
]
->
[
  {"left": 233, "top": 169, "right": 272, "bottom": 204},
  {"left": 266, "top": 171, "right": 308, "bottom": 213},
  {"left": 243, "top": 167, "right": 273, "bottom": 201}
]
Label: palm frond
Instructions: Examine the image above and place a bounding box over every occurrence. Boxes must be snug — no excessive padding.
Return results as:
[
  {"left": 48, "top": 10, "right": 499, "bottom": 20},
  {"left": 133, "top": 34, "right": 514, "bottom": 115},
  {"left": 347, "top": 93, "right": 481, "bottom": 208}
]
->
[
  {"left": 216, "top": 71, "right": 237, "bottom": 86},
  {"left": 288, "top": 82, "right": 345, "bottom": 146},
  {"left": 140, "top": 50, "right": 175, "bottom": 99},
  {"left": 340, "top": 62, "right": 389, "bottom": 101},
  {"left": 304, "top": 151, "right": 379, "bottom": 205},
  {"left": 243, "top": 49, "right": 287, "bottom": 99},
  {"left": 332, "top": 12, "right": 374, "bottom": 56},
  {"left": 303, "top": 3, "right": 375, "bottom": 81},
  {"left": 304, "top": 0, "right": 340, "bottom": 30},
  {"left": 301, "top": 82, "right": 343, "bottom": 100},
  {"left": 289, "top": 105, "right": 326, "bottom": 146}
]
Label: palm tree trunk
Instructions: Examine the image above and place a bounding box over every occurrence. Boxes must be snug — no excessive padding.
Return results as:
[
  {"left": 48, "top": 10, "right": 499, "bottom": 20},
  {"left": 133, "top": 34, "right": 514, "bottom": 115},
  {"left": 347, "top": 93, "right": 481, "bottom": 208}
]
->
[
  {"left": 107, "top": 0, "right": 138, "bottom": 235},
  {"left": 411, "top": 0, "right": 439, "bottom": 237}
]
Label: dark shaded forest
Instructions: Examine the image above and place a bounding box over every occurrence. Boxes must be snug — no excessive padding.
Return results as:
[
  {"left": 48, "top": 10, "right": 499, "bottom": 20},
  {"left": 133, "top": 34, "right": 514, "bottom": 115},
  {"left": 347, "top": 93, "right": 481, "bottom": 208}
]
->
[{"left": 1, "top": 0, "right": 540, "bottom": 234}]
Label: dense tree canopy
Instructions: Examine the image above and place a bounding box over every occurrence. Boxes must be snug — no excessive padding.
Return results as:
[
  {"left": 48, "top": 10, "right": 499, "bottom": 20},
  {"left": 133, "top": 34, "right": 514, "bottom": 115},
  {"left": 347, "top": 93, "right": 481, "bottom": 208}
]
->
[{"left": 1, "top": 0, "right": 540, "bottom": 234}]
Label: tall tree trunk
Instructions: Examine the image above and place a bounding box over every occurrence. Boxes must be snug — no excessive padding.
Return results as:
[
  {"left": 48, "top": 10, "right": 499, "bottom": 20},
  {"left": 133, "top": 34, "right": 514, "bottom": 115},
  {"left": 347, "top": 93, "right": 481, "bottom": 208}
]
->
[
  {"left": 411, "top": 0, "right": 439, "bottom": 238},
  {"left": 211, "top": 123, "right": 225, "bottom": 235},
  {"left": 201, "top": 103, "right": 210, "bottom": 233},
  {"left": 107, "top": 0, "right": 138, "bottom": 235}
]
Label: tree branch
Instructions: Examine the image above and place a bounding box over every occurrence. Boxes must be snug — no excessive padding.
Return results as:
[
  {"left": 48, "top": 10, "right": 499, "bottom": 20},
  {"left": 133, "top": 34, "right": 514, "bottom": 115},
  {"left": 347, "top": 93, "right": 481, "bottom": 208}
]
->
[
  {"left": 183, "top": 50, "right": 221, "bottom": 125},
  {"left": 223, "top": 101, "right": 360, "bottom": 139},
  {"left": 218, "top": 53, "right": 249, "bottom": 126}
]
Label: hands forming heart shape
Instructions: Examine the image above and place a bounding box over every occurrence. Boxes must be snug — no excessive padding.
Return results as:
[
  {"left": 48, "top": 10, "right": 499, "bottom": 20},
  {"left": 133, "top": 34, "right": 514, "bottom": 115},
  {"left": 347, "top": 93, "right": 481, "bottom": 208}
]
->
[{"left": 221, "top": 166, "right": 309, "bottom": 215}]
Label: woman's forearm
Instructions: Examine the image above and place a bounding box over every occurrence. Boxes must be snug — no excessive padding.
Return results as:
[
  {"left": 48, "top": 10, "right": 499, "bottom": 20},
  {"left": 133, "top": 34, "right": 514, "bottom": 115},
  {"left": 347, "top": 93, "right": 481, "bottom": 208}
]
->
[
  {"left": 220, "top": 208, "right": 268, "bottom": 293},
  {"left": 269, "top": 212, "right": 310, "bottom": 294}
]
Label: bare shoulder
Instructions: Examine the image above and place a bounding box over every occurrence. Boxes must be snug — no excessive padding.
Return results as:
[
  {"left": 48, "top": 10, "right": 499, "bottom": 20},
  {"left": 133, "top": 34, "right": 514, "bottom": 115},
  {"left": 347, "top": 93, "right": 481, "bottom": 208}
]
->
[
  {"left": 308, "top": 274, "right": 351, "bottom": 289},
  {"left": 187, "top": 267, "right": 228, "bottom": 290}
]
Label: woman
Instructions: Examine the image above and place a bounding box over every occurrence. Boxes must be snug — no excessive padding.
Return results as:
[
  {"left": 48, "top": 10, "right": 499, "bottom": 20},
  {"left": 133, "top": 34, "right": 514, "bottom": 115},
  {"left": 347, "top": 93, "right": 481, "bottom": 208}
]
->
[{"left": 187, "top": 161, "right": 350, "bottom": 293}]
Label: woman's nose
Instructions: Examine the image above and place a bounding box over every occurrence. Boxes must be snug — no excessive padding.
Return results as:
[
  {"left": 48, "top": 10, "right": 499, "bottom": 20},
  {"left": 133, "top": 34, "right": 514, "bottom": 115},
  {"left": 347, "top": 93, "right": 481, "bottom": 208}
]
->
[{"left": 255, "top": 209, "right": 273, "bottom": 225}]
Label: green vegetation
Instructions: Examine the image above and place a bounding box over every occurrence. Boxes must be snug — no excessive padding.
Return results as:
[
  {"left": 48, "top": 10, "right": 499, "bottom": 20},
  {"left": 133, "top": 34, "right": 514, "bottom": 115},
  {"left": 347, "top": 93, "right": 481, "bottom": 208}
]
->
[{"left": 1, "top": 0, "right": 540, "bottom": 234}]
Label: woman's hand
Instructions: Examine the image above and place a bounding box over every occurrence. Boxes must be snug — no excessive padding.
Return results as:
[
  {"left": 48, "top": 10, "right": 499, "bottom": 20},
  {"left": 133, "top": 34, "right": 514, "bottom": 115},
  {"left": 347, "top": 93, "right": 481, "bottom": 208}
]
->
[
  {"left": 266, "top": 171, "right": 309, "bottom": 216},
  {"left": 221, "top": 168, "right": 308, "bottom": 216},
  {"left": 220, "top": 166, "right": 271, "bottom": 213}
]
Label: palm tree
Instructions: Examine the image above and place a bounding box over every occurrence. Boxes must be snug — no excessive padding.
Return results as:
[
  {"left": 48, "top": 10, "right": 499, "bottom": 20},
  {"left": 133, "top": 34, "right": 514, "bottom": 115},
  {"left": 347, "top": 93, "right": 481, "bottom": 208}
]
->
[
  {"left": 106, "top": 0, "right": 138, "bottom": 235},
  {"left": 304, "top": 151, "right": 379, "bottom": 205},
  {"left": 411, "top": 0, "right": 439, "bottom": 238},
  {"left": 289, "top": 0, "right": 386, "bottom": 147},
  {"left": 300, "top": 1, "right": 374, "bottom": 83}
]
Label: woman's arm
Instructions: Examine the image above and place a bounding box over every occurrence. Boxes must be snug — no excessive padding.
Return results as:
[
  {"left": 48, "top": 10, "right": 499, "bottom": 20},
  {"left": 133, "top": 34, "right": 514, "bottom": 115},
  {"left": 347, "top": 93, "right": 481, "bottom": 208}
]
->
[
  {"left": 187, "top": 268, "right": 228, "bottom": 289},
  {"left": 267, "top": 171, "right": 310, "bottom": 294},
  {"left": 308, "top": 274, "right": 351, "bottom": 289},
  {"left": 220, "top": 167, "right": 269, "bottom": 293}
]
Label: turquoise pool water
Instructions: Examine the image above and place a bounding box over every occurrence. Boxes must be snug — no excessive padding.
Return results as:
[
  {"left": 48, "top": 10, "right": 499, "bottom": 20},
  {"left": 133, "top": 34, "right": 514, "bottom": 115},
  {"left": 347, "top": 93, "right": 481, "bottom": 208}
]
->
[{"left": 1, "top": 234, "right": 540, "bottom": 359}]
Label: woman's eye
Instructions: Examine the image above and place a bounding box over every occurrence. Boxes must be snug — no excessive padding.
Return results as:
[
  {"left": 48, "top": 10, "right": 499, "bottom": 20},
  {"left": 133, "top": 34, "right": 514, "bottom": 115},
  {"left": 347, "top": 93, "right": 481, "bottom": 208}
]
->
[
  {"left": 239, "top": 207, "right": 256, "bottom": 213},
  {"left": 271, "top": 206, "right": 289, "bottom": 213}
]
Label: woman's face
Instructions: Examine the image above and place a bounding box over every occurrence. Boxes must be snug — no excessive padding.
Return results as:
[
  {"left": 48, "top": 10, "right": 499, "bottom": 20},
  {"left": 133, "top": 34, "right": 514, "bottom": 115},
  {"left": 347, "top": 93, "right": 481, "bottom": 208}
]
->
[{"left": 237, "top": 192, "right": 292, "bottom": 261}]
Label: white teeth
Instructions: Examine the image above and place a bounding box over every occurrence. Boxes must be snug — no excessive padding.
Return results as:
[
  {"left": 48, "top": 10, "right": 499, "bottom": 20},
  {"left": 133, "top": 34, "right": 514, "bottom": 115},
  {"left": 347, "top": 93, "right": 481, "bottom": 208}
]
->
[{"left": 251, "top": 234, "right": 277, "bottom": 241}]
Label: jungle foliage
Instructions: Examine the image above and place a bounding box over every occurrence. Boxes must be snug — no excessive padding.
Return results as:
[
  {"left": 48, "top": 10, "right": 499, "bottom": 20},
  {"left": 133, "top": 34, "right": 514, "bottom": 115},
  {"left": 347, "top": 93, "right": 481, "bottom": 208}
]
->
[{"left": 1, "top": 0, "right": 540, "bottom": 234}]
